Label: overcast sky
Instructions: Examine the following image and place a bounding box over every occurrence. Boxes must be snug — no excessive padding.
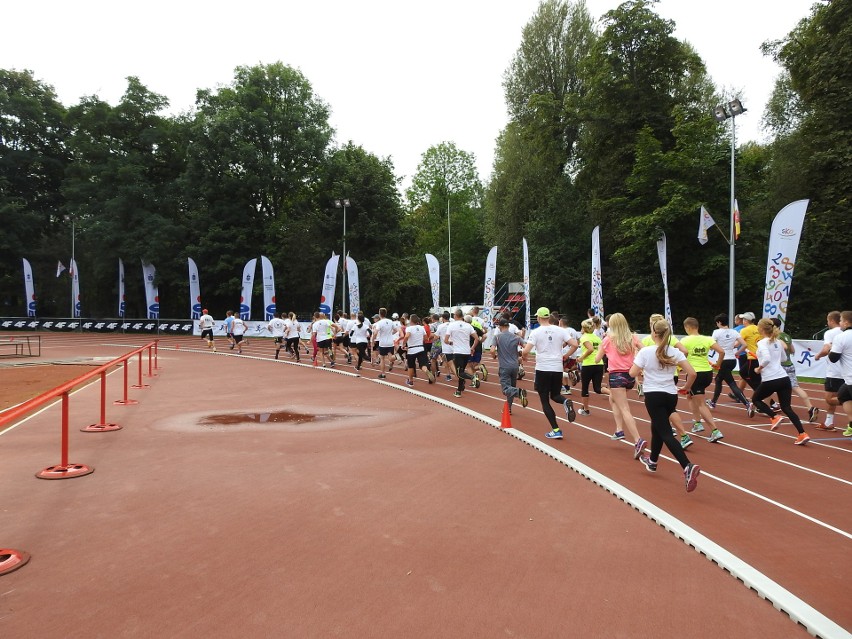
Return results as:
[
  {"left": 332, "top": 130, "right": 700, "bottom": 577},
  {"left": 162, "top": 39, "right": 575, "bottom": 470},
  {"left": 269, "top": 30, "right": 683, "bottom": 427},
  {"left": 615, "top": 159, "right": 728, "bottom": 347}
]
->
[{"left": 4, "top": 0, "right": 816, "bottom": 193}]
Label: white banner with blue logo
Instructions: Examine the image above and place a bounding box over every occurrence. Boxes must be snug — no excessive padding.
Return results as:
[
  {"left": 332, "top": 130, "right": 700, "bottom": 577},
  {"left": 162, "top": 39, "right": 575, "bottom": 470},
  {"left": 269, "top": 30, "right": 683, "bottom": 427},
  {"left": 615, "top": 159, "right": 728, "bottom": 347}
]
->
[
  {"left": 762, "top": 199, "right": 808, "bottom": 330},
  {"left": 141, "top": 260, "right": 159, "bottom": 319},
  {"left": 656, "top": 232, "right": 672, "bottom": 326},
  {"left": 118, "top": 258, "right": 126, "bottom": 317},
  {"left": 319, "top": 253, "right": 338, "bottom": 315},
  {"left": 188, "top": 257, "right": 201, "bottom": 319},
  {"left": 240, "top": 258, "right": 257, "bottom": 320},
  {"left": 22, "top": 258, "right": 36, "bottom": 317},
  {"left": 482, "top": 246, "right": 497, "bottom": 326},
  {"left": 346, "top": 254, "right": 360, "bottom": 317},
  {"left": 70, "top": 258, "right": 81, "bottom": 318},
  {"left": 261, "top": 255, "right": 276, "bottom": 321}
]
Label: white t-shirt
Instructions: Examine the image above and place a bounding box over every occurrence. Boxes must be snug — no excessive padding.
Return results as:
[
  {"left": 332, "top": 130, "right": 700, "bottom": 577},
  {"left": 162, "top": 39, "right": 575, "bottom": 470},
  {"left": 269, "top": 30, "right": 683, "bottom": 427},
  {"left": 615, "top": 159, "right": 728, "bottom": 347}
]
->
[
  {"left": 633, "top": 345, "right": 686, "bottom": 393},
  {"left": 756, "top": 337, "right": 787, "bottom": 382},
  {"left": 312, "top": 319, "right": 333, "bottom": 341},
  {"left": 712, "top": 327, "right": 740, "bottom": 360},
  {"left": 199, "top": 314, "right": 214, "bottom": 330},
  {"left": 285, "top": 319, "right": 301, "bottom": 339},
  {"left": 374, "top": 318, "right": 396, "bottom": 348},
  {"left": 350, "top": 318, "right": 372, "bottom": 344},
  {"left": 829, "top": 328, "right": 852, "bottom": 384},
  {"left": 526, "top": 325, "right": 571, "bottom": 372},
  {"left": 445, "top": 320, "right": 476, "bottom": 355},
  {"left": 268, "top": 317, "right": 286, "bottom": 337},
  {"left": 405, "top": 325, "right": 427, "bottom": 354},
  {"left": 824, "top": 326, "right": 843, "bottom": 379},
  {"left": 434, "top": 322, "right": 449, "bottom": 348},
  {"left": 232, "top": 317, "right": 247, "bottom": 336}
]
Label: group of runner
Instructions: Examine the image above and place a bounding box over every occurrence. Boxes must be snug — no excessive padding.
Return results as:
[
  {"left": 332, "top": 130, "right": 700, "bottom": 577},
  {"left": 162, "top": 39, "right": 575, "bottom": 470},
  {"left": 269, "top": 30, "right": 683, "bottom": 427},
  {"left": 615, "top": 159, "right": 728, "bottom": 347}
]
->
[{"left": 197, "top": 304, "right": 852, "bottom": 494}]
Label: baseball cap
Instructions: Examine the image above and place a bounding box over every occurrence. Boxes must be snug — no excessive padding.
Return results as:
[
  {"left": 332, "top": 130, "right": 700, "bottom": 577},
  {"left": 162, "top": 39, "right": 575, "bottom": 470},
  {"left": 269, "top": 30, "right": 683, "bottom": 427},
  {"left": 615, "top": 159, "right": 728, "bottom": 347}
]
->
[
  {"left": 392, "top": 313, "right": 399, "bottom": 319},
  {"left": 535, "top": 307, "right": 550, "bottom": 318},
  {"left": 738, "top": 312, "right": 755, "bottom": 321},
  {"left": 202, "top": 308, "right": 208, "bottom": 314}
]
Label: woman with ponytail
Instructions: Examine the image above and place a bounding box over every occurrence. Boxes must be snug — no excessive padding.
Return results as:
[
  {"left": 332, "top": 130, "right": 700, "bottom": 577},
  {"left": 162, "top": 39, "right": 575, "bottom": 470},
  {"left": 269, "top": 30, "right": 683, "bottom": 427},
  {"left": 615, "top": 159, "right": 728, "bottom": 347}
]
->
[
  {"left": 630, "top": 320, "right": 701, "bottom": 493},
  {"left": 747, "top": 318, "right": 810, "bottom": 444}
]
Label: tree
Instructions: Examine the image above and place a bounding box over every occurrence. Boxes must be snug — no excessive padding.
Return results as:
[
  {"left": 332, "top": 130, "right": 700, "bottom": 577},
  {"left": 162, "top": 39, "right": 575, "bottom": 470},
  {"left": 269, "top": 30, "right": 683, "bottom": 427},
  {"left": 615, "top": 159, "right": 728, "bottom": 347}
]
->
[
  {"left": 0, "top": 69, "right": 69, "bottom": 315},
  {"left": 406, "top": 142, "right": 485, "bottom": 307}
]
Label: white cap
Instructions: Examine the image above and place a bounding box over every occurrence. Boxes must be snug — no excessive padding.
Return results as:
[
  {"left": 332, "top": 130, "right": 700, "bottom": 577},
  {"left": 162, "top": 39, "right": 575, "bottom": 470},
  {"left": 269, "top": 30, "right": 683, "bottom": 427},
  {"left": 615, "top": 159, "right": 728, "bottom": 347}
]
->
[{"left": 392, "top": 313, "right": 399, "bottom": 319}]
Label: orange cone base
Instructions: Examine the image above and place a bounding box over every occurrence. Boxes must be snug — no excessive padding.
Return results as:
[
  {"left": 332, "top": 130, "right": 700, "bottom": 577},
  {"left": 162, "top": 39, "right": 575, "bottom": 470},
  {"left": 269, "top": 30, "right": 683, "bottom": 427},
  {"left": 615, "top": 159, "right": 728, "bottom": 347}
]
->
[
  {"left": 36, "top": 464, "right": 95, "bottom": 480},
  {"left": 0, "top": 549, "right": 30, "bottom": 576},
  {"left": 80, "top": 423, "right": 122, "bottom": 433},
  {"left": 113, "top": 399, "right": 139, "bottom": 405}
]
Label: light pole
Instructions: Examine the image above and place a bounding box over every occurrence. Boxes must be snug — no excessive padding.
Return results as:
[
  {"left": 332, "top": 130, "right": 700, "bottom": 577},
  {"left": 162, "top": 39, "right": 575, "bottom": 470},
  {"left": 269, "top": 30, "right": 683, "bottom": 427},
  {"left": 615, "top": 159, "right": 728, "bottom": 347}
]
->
[
  {"left": 447, "top": 199, "right": 452, "bottom": 309},
  {"left": 713, "top": 98, "right": 746, "bottom": 324},
  {"left": 334, "top": 198, "right": 350, "bottom": 316}
]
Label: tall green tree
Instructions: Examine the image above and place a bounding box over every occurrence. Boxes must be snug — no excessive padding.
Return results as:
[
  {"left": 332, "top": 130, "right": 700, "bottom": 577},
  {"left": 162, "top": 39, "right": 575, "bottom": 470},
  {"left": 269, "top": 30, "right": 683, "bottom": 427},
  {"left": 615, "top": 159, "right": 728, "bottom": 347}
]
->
[
  {"left": 0, "top": 69, "right": 69, "bottom": 315},
  {"left": 761, "top": 0, "right": 850, "bottom": 333},
  {"left": 406, "top": 141, "right": 485, "bottom": 307},
  {"left": 183, "top": 62, "right": 333, "bottom": 314}
]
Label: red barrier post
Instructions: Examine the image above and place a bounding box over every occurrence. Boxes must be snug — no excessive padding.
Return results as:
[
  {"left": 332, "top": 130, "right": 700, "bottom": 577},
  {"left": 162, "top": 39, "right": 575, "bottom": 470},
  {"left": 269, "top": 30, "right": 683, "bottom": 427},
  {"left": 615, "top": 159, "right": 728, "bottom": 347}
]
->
[
  {"left": 132, "top": 351, "right": 149, "bottom": 389},
  {"left": 36, "top": 392, "right": 94, "bottom": 479},
  {"left": 154, "top": 340, "right": 160, "bottom": 372},
  {"left": 0, "top": 549, "right": 31, "bottom": 576},
  {"left": 81, "top": 370, "right": 121, "bottom": 432},
  {"left": 114, "top": 360, "right": 138, "bottom": 406}
]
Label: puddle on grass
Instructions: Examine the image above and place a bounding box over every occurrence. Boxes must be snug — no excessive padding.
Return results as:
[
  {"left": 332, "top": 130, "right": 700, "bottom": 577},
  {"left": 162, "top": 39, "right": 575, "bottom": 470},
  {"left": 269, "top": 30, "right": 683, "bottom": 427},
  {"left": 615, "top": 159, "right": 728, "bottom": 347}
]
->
[{"left": 200, "top": 411, "right": 347, "bottom": 425}]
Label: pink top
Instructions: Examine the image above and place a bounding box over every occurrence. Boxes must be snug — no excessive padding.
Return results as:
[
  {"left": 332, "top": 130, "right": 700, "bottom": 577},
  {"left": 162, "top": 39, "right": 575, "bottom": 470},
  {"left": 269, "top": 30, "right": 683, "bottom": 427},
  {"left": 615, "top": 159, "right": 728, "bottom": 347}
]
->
[{"left": 598, "top": 334, "right": 642, "bottom": 372}]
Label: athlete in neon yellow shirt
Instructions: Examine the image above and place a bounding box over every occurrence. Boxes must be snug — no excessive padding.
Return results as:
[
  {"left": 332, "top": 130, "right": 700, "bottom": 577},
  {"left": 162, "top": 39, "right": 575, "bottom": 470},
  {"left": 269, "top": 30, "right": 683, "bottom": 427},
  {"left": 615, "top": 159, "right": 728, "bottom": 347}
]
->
[{"left": 682, "top": 317, "right": 725, "bottom": 442}]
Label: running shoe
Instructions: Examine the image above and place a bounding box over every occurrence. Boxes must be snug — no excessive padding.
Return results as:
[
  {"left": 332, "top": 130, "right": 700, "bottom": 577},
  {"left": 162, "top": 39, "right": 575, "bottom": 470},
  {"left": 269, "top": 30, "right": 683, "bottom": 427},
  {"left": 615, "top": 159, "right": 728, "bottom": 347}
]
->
[
  {"left": 212, "top": 346, "right": 216, "bottom": 353},
  {"left": 814, "top": 423, "right": 835, "bottom": 432},
  {"left": 519, "top": 388, "right": 528, "bottom": 408},
  {"left": 747, "top": 402, "right": 755, "bottom": 418},
  {"left": 563, "top": 399, "right": 576, "bottom": 422},
  {"left": 578, "top": 408, "right": 590, "bottom": 416},
  {"left": 347, "top": 353, "right": 352, "bottom": 364},
  {"left": 680, "top": 434, "right": 693, "bottom": 449},
  {"left": 708, "top": 429, "right": 724, "bottom": 443},
  {"left": 378, "top": 373, "right": 387, "bottom": 379},
  {"left": 639, "top": 454, "right": 657, "bottom": 473},
  {"left": 570, "top": 369, "right": 581, "bottom": 386},
  {"left": 545, "top": 429, "right": 563, "bottom": 440},
  {"left": 705, "top": 399, "right": 716, "bottom": 409},
  {"left": 453, "top": 391, "right": 462, "bottom": 398},
  {"left": 633, "top": 438, "right": 646, "bottom": 460},
  {"left": 427, "top": 369, "right": 435, "bottom": 384},
  {"left": 478, "top": 364, "right": 488, "bottom": 380},
  {"left": 691, "top": 421, "right": 705, "bottom": 434},
  {"left": 611, "top": 430, "right": 625, "bottom": 440},
  {"left": 794, "top": 432, "right": 811, "bottom": 445},
  {"left": 471, "top": 375, "right": 481, "bottom": 389},
  {"left": 445, "top": 374, "right": 453, "bottom": 382},
  {"left": 769, "top": 415, "right": 784, "bottom": 431},
  {"left": 328, "top": 362, "right": 335, "bottom": 368},
  {"left": 807, "top": 406, "right": 819, "bottom": 423},
  {"left": 561, "top": 386, "right": 571, "bottom": 395},
  {"left": 518, "top": 365, "right": 525, "bottom": 379},
  {"left": 684, "top": 463, "right": 700, "bottom": 493},
  {"left": 843, "top": 426, "right": 852, "bottom": 437},
  {"left": 405, "top": 379, "right": 414, "bottom": 387},
  {"left": 229, "top": 343, "right": 235, "bottom": 350},
  {"left": 770, "top": 401, "right": 781, "bottom": 411},
  {"left": 637, "top": 383, "right": 644, "bottom": 397}
]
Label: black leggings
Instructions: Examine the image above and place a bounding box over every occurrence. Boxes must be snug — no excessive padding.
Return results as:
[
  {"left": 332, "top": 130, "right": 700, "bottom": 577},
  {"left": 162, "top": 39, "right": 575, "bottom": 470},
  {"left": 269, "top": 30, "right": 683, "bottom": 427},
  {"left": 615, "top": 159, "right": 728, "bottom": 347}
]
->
[
  {"left": 752, "top": 376, "right": 804, "bottom": 433},
  {"left": 644, "top": 392, "right": 690, "bottom": 468},
  {"left": 453, "top": 354, "right": 474, "bottom": 392},
  {"left": 581, "top": 364, "right": 604, "bottom": 397},
  {"left": 354, "top": 342, "right": 368, "bottom": 369},
  {"left": 535, "top": 370, "right": 565, "bottom": 430},
  {"left": 712, "top": 359, "right": 748, "bottom": 404},
  {"left": 285, "top": 337, "right": 300, "bottom": 361}
]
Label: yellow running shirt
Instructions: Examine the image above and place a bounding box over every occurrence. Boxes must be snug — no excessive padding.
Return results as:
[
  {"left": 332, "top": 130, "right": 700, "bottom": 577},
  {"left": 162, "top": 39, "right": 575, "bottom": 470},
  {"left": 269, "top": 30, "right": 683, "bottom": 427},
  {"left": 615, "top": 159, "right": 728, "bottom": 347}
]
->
[{"left": 681, "top": 334, "right": 716, "bottom": 372}]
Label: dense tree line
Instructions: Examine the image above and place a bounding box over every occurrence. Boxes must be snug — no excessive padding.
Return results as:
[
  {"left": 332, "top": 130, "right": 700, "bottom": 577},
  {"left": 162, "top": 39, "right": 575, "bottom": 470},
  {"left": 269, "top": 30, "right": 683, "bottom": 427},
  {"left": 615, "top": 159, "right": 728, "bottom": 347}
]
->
[{"left": 1, "top": 0, "right": 846, "bottom": 335}]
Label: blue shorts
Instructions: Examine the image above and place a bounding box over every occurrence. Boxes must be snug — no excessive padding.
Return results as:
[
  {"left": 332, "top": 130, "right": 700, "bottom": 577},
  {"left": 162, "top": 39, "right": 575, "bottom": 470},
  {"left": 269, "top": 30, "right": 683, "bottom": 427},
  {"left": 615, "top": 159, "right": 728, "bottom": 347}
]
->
[{"left": 609, "top": 371, "right": 636, "bottom": 390}]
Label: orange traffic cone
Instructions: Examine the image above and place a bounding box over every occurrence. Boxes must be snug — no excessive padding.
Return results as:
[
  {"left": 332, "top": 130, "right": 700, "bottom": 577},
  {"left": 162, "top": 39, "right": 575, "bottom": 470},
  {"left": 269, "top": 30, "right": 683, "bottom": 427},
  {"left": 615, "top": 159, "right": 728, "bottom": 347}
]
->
[{"left": 501, "top": 401, "right": 512, "bottom": 429}]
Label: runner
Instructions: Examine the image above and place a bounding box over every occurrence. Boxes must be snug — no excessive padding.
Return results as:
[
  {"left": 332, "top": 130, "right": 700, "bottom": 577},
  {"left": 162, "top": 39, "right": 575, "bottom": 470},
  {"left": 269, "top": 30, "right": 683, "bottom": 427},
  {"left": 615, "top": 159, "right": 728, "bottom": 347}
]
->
[
  {"left": 828, "top": 310, "right": 852, "bottom": 436},
  {"left": 223, "top": 310, "right": 236, "bottom": 350},
  {"left": 747, "top": 318, "right": 810, "bottom": 444},
  {"left": 311, "top": 312, "right": 338, "bottom": 368},
  {"left": 268, "top": 312, "right": 286, "bottom": 359},
  {"left": 284, "top": 312, "right": 302, "bottom": 362},
  {"left": 773, "top": 317, "right": 819, "bottom": 424},
  {"left": 815, "top": 311, "right": 843, "bottom": 430},
  {"left": 199, "top": 309, "right": 215, "bottom": 351},
  {"left": 402, "top": 314, "right": 435, "bottom": 387},
  {"left": 577, "top": 319, "right": 603, "bottom": 416},
  {"left": 708, "top": 313, "right": 750, "bottom": 409},
  {"left": 349, "top": 311, "right": 372, "bottom": 372},
  {"left": 491, "top": 318, "right": 527, "bottom": 413},
  {"left": 231, "top": 313, "right": 248, "bottom": 354},
  {"left": 630, "top": 319, "right": 701, "bottom": 493},
  {"left": 373, "top": 308, "right": 396, "bottom": 379},
  {"left": 521, "top": 307, "right": 576, "bottom": 440},
  {"left": 681, "top": 317, "right": 725, "bottom": 443},
  {"left": 595, "top": 312, "right": 645, "bottom": 457},
  {"left": 444, "top": 308, "right": 480, "bottom": 398}
]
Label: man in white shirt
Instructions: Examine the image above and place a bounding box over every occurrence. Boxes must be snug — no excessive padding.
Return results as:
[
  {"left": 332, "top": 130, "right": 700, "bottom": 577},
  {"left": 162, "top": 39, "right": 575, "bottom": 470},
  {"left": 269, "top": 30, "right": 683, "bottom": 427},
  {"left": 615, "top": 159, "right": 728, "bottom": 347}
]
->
[
  {"left": 198, "top": 309, "right": 215, "bottom": 351},
  {"left": 231, "top": 315, "right": 248, "bottom": 354},
  {"left": 267, "top": 312, "right": 287, "bottom": 359},
  {"left": 311, "top": 313, "right": 338, "bottom": 368},
  {"left": 815, "top": 311, "right": 843, "bottom": 430},
  {"left": 444, "top": 308, "right": 480, "bottom": 397},
  {"left": 373, "top": 308, "right": 396, "bottom": 379},
  {"left": 829, "top": 310, "right": 852, "bottom": 436},
  {"left": 521, "top": 307, "right": 577, "bottom": 440}
]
